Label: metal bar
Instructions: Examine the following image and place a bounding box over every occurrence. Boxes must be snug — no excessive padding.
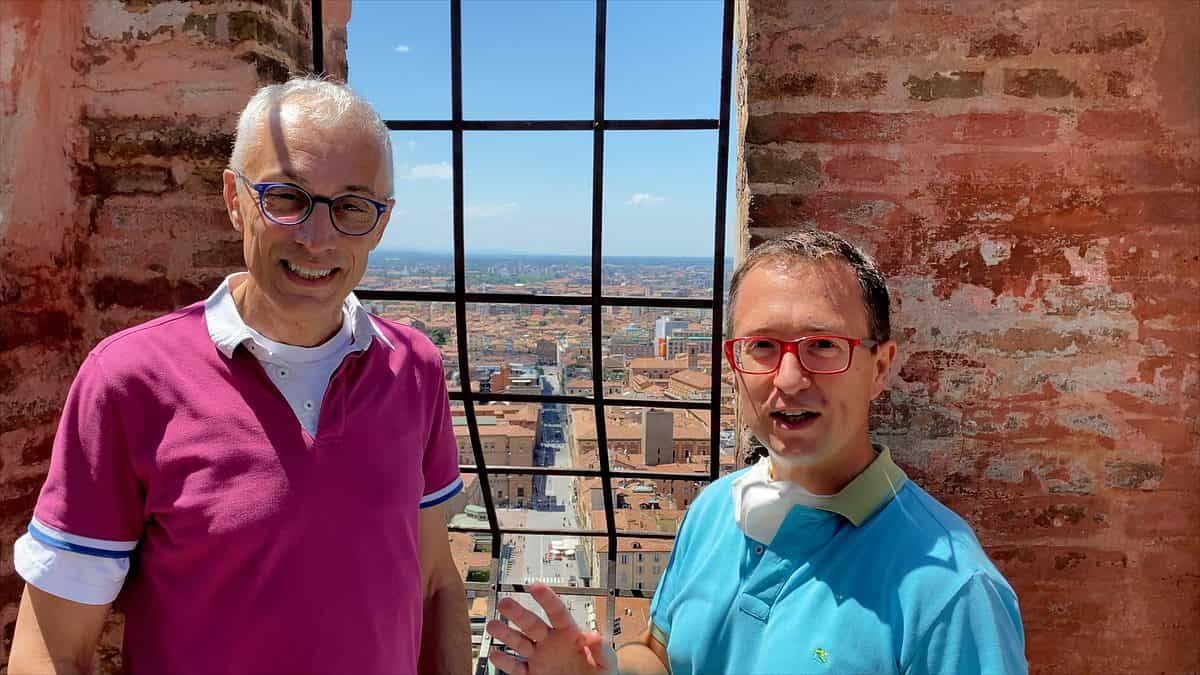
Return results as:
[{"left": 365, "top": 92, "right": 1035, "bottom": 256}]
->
[
  {"left": 442, "top": 5, "right": 499, "bottom": 674},
  {"left": 357, "top": 288, "right": 715, "bottom": 309},
  {"left": 604, "top": 119, "right": 717, "bottom": 130},
  {"left": 384, "top": 119, "right": 719, "bottom": 131},
  {"left": 445, "top": 3, "right": 504, "bottom": 644},
  {"left": 458, "top": 464, "right": 711, "bottom": 481},
  {"left": 310, "top": 0, "right": 324, "bottom": 75},
  {"left": 589, "top": 0, "right": 621, "bottom": 646},
  {"left": 707, "top": 0, "right": 735, "bottom": 484},
  {"left": 464, "top": 582, "right": 654, "bottom": 599},
  {"left": 449, "top": 526, "right": 678, "bottom": 540},
  {"left": 452, "top": 390, "right": 711, "bottom": 410}
]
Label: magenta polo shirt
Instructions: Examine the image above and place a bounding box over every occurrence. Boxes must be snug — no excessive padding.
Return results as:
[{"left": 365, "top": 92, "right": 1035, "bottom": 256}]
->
[{"left": 30, "top": 301, "right": 461, "bottom": 674}]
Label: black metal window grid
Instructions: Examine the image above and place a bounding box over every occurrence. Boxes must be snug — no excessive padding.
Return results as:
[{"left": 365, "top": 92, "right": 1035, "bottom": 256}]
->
[{"left": 314, "top": 0, "right": 734, "bottom": 665}]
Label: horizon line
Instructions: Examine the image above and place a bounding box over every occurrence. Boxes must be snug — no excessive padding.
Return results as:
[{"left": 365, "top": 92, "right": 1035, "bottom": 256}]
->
[{"left": 375, "top": 247, "right": 734, "bottom": 260}]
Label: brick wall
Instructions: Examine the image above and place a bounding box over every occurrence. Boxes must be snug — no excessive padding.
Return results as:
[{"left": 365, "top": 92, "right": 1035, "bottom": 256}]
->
[
  {"left": 739, "top": 1, "right": 1199, "bottom": 672},
  {"left": 0, "top": 0, "right": 348, "bottom": 667}
]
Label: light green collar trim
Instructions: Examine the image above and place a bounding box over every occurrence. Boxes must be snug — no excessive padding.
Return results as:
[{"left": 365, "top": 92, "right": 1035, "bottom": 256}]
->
[{"left": 819, "top": 444, "right": 909, "bottom": 527}]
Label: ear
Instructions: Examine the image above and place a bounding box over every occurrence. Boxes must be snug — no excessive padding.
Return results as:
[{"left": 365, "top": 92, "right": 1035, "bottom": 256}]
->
[
  {"left": 222, "top": 169, "right": 245, "bottom": 234},
  {"left": 869, "top": 340, "right": 897, "bottom": 400}
]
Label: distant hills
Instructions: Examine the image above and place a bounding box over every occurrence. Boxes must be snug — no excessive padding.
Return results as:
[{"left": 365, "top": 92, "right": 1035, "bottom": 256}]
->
[{"left": 373, "top": 248, "right": 734, "bottom": 266}]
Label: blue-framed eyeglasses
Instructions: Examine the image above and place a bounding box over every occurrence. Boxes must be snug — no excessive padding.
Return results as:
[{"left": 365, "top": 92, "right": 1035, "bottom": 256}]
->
[{"left": 232, "top": 170, "right": 389, "bottom": 237}]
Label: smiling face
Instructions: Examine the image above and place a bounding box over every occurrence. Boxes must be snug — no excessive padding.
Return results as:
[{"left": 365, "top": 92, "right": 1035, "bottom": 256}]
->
[
  {"left": 730, "top": 258, "right": 896, "bottom": 494},
  {"left": 221, "top": 104, "right": 393, "bottom": 345}
]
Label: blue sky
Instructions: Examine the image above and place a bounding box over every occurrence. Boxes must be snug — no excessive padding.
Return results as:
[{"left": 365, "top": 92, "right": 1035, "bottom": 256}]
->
[{"left": 346, "top": 0, "right": 735, "bottom": 258}]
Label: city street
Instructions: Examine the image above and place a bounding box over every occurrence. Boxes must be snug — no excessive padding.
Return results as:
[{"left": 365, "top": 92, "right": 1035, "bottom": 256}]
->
[{"left": 495, "top": 367, "right": 592, "bottom": 628}]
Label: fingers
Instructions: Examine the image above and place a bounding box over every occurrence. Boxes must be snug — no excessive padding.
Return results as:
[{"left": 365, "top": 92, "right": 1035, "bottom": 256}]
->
[
  {"left": 497, "top": 595, "right": 552, "bottom": 643},
  {"left": 485, "top": 619, "right": 536, "bottom": 659},
  {"left": 580, "top": 632, "right": 617, "bottom": 672},
  {"left": 487, "top": 647, "right": 528, "bottom": 675},
  {"left": 530, "top": 583, "right": 577, "bottom": 631}
]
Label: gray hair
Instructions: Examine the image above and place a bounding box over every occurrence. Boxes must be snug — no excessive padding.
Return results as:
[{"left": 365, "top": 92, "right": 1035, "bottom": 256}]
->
[
  {"left": 230, "top": 76, "right": 393, "bottom": 195},
  {"left": 725, "top": 228, "right": 891, "bottom": 343}
]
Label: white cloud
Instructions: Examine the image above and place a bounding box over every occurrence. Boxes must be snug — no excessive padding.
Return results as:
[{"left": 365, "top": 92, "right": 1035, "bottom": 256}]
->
[
  {"left": 394, "top": 44, "right": 411, "bottom": 53},
  {"left": 397, "top": 162, "right": 452, "bottom": 180},
  {"left": 465, "top": 202, "right": 519, "bottom": 218},
  {"left": 627, "top": 193, "right": 665, "bottom": 206}
]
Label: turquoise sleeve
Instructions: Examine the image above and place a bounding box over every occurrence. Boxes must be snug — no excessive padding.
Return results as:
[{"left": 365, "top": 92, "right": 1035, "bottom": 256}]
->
[{"left": 907, "top": 572, "right": 1028, "bottom": 675}]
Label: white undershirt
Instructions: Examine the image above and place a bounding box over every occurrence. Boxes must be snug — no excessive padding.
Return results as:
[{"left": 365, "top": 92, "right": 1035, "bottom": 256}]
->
[
  {"left": 204, "top": 272, "right": 390, "bottom": 435},
  {"left": 243, "top": 315, "right": 356, "bottom": 436}
]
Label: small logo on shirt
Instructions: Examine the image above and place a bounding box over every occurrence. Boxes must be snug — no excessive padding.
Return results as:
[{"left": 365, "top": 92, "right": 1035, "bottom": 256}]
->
[{"left": 813, "top": 647, "right": 830, "bottom": 665}]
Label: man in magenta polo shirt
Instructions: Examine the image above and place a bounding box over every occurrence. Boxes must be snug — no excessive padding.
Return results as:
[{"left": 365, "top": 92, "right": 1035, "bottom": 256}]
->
[{"left": 9, "top": 78, "right": 471, "bottom": 674}]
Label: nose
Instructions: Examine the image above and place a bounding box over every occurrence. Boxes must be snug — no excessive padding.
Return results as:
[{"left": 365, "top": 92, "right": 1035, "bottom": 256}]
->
[
  {"left": 772, "top": 351, "right": 812, "bottom": 395},
  {"left": 292, "top": 201, "right": 339, "bottom": 251}
]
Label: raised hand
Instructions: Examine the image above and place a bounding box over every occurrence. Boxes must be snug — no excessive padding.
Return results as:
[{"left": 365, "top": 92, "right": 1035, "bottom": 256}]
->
[{"left": 485, "top": 583, "right": 616, "bottom": 675}]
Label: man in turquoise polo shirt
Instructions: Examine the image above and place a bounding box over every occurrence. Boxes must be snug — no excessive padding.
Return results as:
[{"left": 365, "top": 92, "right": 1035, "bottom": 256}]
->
[{"left": 486, "top": 229, "right": 1026, "bottom": 675}]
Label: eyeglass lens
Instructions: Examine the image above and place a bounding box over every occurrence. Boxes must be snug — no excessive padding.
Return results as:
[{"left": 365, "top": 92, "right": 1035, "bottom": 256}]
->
[
  {"left": 733, "top": 337, "right": 851, "bottom": 373},
  {"left": 261, "top": 185, "right": 377, "bottom": 235}
]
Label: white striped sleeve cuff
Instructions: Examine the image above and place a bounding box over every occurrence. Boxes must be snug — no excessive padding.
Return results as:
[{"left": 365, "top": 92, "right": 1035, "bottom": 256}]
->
[
  {"left": 13, "top": 519, "right": 136, "bottom": 605},
  {"left": 420, "top": 476, "right": 464, "bottom": 509}
]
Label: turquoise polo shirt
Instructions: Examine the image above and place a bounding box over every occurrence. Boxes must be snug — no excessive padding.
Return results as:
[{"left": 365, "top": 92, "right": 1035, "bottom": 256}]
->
[{"left": 649, "top": 448, "right": 1026, "bottom": 675}]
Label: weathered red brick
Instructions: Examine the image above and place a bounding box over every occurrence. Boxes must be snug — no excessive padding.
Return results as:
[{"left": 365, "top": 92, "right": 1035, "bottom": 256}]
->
[
  {"left": 1003, "top": 69, "right": 1084, "bottom": 98},
  {"left": 1076, "top": 109, "right": 1162, "bottom": 140},
  {"left": 904, "top": 71, "right": 984, "bottom": 101},
  {"left": 748, "top": 192, "right": 908, "bottom": 230},
  {"left": 924, "top": 112, "right": 1060, "bottom": 146},
  {"left": 89, "top": 276, "right": 215, "bottom": 312},
  {"left": 746, "top": 112, "right": 917, "bottom": 145},
  {"left": 743, "top": 147, "right": 822, "bottom": 186},
  {"left": 93, "top": 165, "right": 173, "bottom": 195},
  {"left": 935, "top": 151, "right": 1060, "bottom": 184},
  {"left": 1102, "top": 191, "right": 1200, "bottom": 226},
  {"left": 1103, "top": 460, "right": 1164, "bottom": 490},
  {"left": 823, "top": 154, "right": 900, "bottom": 184},
  {"left": 898, "top": 350, "right": 988, "bottom": 384},
  {"left": 192, "top": 238, "right": 245, "bottom": 269},
  {"left": 19, "top": 431, "right": 54, "bottom": 467},
  {"left": 968, "top": 31, "right": 1034, "bottom": 59},
  {"left": 227, "top": 9, "right": 312, "bottom": 61},
  {"left": 1052, "top": 27, "right": 1149, "bottom": 54},
  {"left": 1105, "top": 70, "right": 1135, "bottom": 98},
  {"left": 86, "top": 116, "right": 234, "bottom": 160},
  {"left": 0, "top": 310, "right": 79, "bottom": 353},
  {"left": 750, "top": 70, "right": 887, "bottom": 99}
]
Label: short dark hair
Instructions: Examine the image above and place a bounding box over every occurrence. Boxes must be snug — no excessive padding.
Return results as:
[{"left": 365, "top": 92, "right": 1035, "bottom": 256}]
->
[{"left": 725, "top": 228, "right": 891, "bottom": 343}]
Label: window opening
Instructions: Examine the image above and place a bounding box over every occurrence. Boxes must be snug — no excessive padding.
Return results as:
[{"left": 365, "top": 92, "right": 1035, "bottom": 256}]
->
[{"left": 329, "top": 0, "right": 734, "bottom": 669}]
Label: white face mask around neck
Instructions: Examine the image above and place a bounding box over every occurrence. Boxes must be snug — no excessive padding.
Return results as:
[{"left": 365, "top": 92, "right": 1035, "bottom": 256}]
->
[{"left": 731, "top": 455, "right": 838, "bottom": 545}]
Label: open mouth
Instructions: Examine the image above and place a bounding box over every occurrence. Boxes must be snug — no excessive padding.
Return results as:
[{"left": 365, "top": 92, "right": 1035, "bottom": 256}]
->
[
  {"left": 282, "top": 259, "right": 339, "bottom": 282},
  {"left": 770, "top": 410, "right": 821, "bottom": 428}
]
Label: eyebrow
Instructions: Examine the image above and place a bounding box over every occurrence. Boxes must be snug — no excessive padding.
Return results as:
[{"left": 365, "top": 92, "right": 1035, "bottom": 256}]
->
[
  {"left": 260, "top": 169, "right": 375, "bottom": 196},
  {"left": 739, "top": 325, "right": 844, "bottom": 336}
]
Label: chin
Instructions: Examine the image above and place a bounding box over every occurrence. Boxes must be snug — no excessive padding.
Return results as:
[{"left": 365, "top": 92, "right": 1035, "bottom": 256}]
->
[{"left": 766, "top": 442, "right": 833, "bottom": 469}]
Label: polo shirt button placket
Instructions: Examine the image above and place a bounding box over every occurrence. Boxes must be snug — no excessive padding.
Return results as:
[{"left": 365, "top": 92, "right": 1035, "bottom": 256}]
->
[{"left": 753, "top": 544, "right": 765, "bottom": 556}]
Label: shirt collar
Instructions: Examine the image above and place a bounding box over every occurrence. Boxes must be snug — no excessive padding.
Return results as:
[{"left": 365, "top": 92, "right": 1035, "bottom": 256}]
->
[
  {"left": 733, "top": 443, "right": 908, "bottom": 538},
  {"left": 204, "top": 272, "right": 395, "bottom": 358},
  {"left": 824, "top": 444, "right": 909, "bottom": 526}
]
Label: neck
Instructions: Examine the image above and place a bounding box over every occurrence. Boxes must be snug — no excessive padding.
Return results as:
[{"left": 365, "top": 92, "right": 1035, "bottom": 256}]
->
[
  {"left": 231, "top": 275, "right": 343, "bottom": 347},
  {"left": 767, "top": 437, "right": 876, "bottom": 495}
]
